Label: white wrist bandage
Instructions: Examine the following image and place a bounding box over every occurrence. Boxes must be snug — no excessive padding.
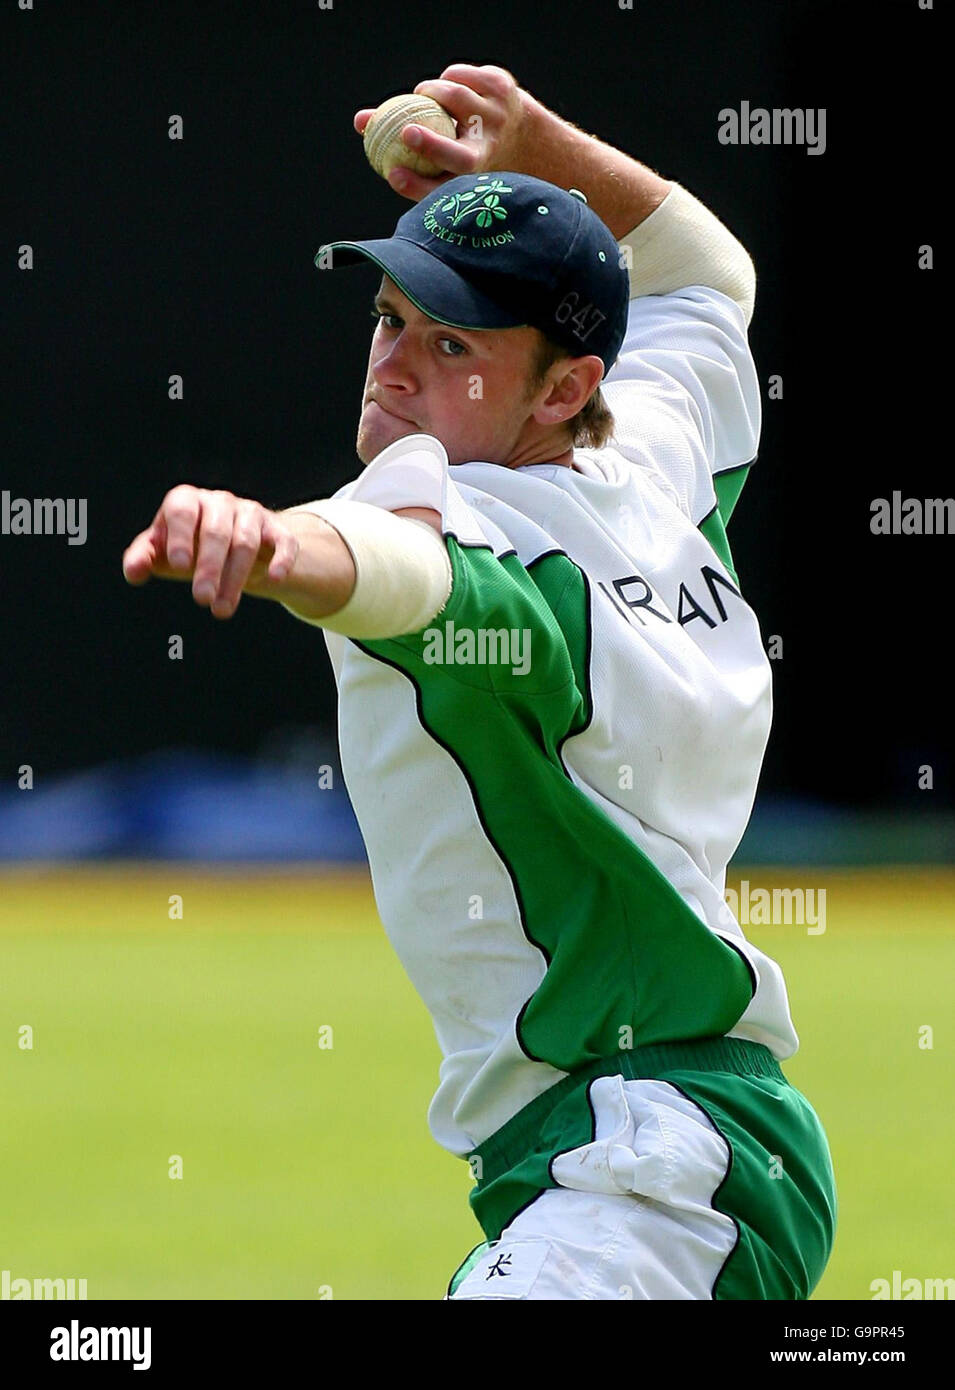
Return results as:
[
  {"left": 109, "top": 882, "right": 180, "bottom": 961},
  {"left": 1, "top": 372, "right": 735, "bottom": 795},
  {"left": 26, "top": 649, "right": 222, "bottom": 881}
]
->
[
  {"left": 281, "top": 498, "right": 453, "bottom": 639},
  {"left": 620, "top": 182, "right": 756, "bottom": 324}
]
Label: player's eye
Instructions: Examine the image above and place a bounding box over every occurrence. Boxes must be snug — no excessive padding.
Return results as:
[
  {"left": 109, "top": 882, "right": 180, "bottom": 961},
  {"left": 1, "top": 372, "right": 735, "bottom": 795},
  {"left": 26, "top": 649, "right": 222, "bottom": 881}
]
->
[
  {"left": 370, "top": 309, "right": 402, "bottom": 330},
  {"left": 370, "top": 309, "right": 467, "bottom": 357}
]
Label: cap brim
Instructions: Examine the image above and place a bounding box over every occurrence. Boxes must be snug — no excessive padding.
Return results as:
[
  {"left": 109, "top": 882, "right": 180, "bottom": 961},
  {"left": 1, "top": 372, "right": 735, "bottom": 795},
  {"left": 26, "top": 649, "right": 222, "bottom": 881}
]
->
[{"left": 314, "top": 235, "right": 528, "bottom": 332}]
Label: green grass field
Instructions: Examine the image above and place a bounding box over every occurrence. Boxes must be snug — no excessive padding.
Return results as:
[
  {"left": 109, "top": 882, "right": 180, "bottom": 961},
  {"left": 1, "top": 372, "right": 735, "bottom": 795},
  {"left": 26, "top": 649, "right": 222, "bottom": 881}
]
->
[{"left": 2, "top": 865, "right": 952, "bottom": 1300}]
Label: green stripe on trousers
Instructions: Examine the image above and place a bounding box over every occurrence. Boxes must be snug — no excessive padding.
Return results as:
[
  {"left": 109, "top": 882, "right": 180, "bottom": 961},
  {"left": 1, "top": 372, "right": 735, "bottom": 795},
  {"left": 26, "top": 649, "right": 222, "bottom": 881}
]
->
[{"left": 452, "top": 1036, "right": 836, "bottom": 1299}]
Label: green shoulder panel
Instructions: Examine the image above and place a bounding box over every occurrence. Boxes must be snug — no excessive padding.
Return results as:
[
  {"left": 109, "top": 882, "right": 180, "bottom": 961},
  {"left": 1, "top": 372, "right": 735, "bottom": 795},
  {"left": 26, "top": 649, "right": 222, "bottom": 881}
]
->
[{"left": 698, "top": 463, "right": 752, "bottom": 586}]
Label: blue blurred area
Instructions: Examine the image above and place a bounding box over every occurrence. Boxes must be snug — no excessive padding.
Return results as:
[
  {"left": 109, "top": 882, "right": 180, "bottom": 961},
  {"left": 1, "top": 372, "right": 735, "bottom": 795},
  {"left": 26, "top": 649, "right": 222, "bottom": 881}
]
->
[
  {"left": 0, "top": 748, "right": 365, "bottom": 863},
  {"left": 1, "top": 748, "right": 952, "bottom": 865}
]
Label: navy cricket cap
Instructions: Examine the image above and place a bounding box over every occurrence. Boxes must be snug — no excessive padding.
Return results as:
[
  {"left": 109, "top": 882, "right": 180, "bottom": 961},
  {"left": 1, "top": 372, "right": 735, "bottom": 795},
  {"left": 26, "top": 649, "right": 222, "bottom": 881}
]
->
[{"left": 315, "top": 172, "right": 629, "bottom": 378}]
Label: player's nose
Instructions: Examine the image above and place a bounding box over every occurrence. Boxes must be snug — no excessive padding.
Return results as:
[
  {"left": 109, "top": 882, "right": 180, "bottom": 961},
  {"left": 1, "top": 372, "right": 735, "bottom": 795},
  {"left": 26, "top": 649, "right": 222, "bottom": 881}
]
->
[{"left": 371, "top": 338, "right": 419, "bottom": 392}]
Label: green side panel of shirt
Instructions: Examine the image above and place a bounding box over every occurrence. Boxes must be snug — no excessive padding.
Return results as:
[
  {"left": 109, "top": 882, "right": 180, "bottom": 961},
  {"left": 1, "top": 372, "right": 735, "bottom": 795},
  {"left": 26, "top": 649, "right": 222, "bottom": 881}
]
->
[
  {"left": 698, "top": 462, "right": 751, "bottom": 586},
  {"left": 357, "top": 537, "right": 754, "bottom": 1073}
]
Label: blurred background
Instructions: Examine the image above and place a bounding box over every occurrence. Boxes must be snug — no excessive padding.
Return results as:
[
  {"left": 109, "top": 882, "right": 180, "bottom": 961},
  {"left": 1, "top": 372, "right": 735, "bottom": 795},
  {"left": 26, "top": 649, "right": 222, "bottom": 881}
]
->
[{"left": 2, "top": 0, "right": 951, "bottom": 1301}]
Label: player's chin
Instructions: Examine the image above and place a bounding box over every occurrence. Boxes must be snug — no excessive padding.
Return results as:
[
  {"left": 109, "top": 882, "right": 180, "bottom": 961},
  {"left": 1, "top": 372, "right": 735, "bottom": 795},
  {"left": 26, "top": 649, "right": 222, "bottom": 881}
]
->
[{"left": 357, "top": 407, "right": 418, "bottom": 461}]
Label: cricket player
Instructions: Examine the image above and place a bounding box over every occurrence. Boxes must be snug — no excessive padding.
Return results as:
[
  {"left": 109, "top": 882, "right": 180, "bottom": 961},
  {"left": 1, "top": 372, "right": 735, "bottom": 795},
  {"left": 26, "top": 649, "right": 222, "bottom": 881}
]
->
[{"left": 123, "top": 64, "right": 837, "bottom": 1300}]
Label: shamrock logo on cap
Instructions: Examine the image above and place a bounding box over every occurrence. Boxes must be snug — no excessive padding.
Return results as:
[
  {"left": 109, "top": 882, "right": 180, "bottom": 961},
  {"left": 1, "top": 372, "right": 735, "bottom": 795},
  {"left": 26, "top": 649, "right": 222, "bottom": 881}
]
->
[{"left": 440, "top": 179, "right": 513, "bottom": 229}]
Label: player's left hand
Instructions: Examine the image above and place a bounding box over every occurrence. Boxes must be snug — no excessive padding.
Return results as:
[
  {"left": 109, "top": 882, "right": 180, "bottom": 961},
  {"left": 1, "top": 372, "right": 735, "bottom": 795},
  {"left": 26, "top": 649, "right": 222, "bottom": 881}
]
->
[{"left": 353, "top": 63, "right": 534, "bottom": 203}]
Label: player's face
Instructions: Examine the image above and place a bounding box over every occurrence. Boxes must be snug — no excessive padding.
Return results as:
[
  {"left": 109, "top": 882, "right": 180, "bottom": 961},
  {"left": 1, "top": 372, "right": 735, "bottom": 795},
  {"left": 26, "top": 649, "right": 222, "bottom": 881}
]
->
[{"left": 356, "top": 276, "right": 567, "bottom": 468}]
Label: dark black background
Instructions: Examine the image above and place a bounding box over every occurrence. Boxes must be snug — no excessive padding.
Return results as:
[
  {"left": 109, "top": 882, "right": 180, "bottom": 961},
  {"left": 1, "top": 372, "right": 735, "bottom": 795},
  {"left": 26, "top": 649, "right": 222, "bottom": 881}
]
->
[{"left": 4, "top": 0, "right": 947, "bottom": 807}]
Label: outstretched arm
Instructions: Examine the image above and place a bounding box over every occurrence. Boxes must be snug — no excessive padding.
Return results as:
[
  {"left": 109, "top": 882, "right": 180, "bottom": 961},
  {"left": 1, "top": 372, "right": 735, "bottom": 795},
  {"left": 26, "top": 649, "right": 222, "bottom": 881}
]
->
[{"left": 122, "top": 484, "right": 447, "bottom": 634}]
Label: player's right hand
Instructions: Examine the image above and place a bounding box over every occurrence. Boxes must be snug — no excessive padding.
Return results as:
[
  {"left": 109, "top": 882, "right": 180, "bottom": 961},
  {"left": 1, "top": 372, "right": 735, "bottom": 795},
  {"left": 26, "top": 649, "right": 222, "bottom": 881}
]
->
[
  {"left": 353, "top": 63, "right": 535, "bottom": 203},
  {"left": 122, "top": 485, "right": 301, "bottom": 620}
]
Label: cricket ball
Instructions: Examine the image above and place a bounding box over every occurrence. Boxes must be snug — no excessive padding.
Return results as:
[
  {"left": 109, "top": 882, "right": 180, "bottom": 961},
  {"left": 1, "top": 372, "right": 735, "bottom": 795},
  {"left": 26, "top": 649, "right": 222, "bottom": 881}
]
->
[{"left": 363, "top": 93, "right": 457, "bottom": 180}]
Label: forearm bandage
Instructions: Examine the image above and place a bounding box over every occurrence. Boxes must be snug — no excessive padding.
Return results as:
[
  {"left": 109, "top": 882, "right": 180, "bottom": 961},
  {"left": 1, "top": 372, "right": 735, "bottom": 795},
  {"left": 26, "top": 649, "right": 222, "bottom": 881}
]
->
[
  {"left": 621, "top": 182, "right": 756, "bottom": 324},
  {"left": 280, "top": 498, "right": 453, "bottom": 639}
]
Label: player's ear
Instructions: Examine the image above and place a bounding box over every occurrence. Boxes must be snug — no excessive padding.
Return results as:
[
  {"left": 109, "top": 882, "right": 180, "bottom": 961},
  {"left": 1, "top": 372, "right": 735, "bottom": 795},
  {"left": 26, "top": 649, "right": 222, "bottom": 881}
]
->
[{"left": 531, "top": 355, "right": 603, "bottom": 427}]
